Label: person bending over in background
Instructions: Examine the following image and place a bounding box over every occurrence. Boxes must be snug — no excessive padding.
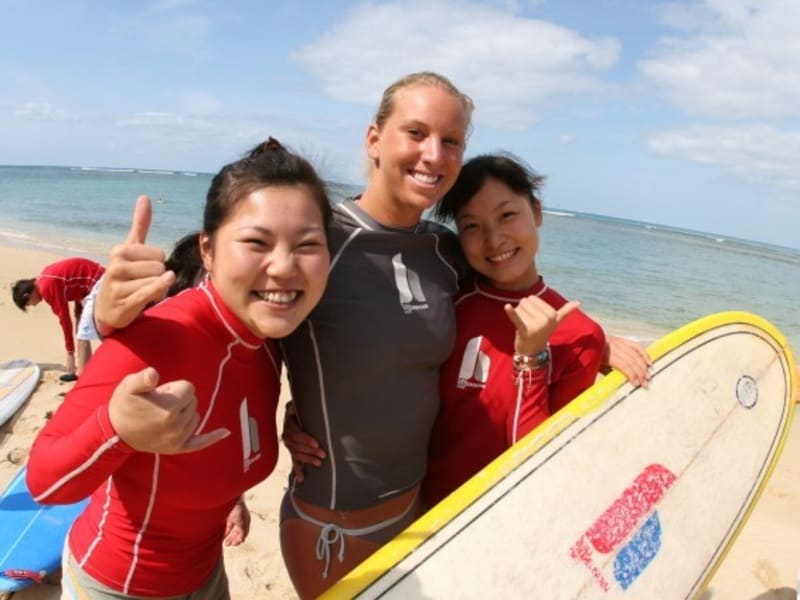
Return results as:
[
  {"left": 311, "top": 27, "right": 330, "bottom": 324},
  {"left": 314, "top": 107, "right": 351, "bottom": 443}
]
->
[{"left": 12, "top": 257, "right": 105, "bottom": 380}]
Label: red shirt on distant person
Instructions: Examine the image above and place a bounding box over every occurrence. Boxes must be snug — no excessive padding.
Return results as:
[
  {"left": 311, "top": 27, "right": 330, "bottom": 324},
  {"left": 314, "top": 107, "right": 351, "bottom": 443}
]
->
[{"left": 35, "top": 257, "right": 105, "bottom": 353}]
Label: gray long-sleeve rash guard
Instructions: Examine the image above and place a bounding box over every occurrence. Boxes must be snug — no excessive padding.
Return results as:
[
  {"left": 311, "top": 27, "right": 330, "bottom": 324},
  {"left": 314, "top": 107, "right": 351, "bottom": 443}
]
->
[{"left": 281, "top": 199, "right": 462, "bottom": 511}]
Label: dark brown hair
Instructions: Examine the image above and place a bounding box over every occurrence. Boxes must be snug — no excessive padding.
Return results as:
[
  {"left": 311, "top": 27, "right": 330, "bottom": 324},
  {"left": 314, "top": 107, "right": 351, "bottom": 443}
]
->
[
  {"left": 11, "top": 278, "right": 36, "bottom": 311},
  {"left": 203, "top": 137, "right": 332, "bottom": 237},
  {"left": 435, "top": 153, "right": 546, "bottom": 223},
  {"left": 164, "top": 138, "right": 332, "bottom": 297}
]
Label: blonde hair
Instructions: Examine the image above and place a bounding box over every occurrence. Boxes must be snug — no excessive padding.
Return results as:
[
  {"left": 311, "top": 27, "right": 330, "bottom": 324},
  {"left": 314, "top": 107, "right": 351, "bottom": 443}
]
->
[{"left": 373, "top": 71, "right": 474, "bottom": 135}]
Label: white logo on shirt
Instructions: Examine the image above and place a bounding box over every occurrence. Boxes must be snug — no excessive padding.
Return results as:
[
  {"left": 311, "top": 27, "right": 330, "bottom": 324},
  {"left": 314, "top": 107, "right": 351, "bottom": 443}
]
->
[
  {"left": 457, "top": 336, "right": 490, "bottom": 389},
  {"left": 392, "top": 252, "right": 429, "bottom": 314},
  {"left": 240, "top": 398, "right": 261, "bottom": 472}
]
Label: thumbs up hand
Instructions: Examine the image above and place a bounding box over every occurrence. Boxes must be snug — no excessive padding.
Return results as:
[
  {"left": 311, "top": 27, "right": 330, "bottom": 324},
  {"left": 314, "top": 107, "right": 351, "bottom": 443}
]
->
[
  {"left": 95, "top": 196, "right": 176, "bottom": 335},
  {"left": 108, "top": 367, "right": 230, "bottom": 455}
]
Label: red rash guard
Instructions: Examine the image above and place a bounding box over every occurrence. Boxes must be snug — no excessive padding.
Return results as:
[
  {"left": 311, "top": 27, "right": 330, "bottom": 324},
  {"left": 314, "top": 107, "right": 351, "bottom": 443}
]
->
[
  {"left": 36, "top": 257, "right": 105, "bottom": 353},
  {"left": 423, "top": 277, "right": 605, "bottom": 507},
  {"left": 26, "top": 281, "right": 280, "bottom": 596}
]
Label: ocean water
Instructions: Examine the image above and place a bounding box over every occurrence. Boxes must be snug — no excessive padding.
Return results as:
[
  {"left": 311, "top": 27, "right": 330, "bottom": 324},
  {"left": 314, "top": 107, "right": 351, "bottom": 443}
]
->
[
  {"left": 0, "top": 165, "right": 359, "bottom": 256},
  {"left": 2, "top": 165, "right": 799, "bottom": 354}
]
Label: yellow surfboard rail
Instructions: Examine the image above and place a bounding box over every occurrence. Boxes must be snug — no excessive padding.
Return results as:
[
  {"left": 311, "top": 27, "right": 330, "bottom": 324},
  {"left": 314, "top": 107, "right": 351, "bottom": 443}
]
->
[{"left": 321, "top": 311, "right": 797, "bottom": 599}]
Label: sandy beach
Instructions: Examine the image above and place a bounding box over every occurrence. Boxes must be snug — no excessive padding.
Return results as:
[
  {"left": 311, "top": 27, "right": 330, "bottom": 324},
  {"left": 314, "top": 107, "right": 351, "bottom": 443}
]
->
[{"left": 1, "top": 242, "right": 798, "bottom": 599}]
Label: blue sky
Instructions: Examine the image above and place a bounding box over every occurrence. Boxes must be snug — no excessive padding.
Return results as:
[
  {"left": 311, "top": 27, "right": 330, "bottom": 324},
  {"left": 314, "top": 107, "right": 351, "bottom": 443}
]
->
[{"left": 2, "top": 0, "right": 799, "bottom": 249}]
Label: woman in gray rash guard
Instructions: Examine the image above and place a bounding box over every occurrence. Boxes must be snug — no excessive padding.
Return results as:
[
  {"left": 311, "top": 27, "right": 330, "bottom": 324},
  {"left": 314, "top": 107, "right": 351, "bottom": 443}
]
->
[{"left": 276, "top": 72, "right": 472, "bottom": 598}]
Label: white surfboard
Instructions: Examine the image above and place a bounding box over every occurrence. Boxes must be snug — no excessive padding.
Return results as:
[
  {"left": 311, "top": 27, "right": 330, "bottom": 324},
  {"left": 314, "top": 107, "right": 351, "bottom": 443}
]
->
[
  {"left": 0, "top": 359, "right": 40, "bottom": 427},
  {"left": 323, "top": 312, "right": 797, "bottom": 599}
]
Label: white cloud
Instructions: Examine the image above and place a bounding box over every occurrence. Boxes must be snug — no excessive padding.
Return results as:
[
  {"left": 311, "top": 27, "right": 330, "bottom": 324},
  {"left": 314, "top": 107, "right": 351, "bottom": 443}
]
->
[
  {"left": 292, "top": 0, "right": 620, "bottom": 129},
  {"left": 114, "top": 112, "right": 272, "bottom": 154},
  {"left": 641, "top": 0, "right": 800, "bottom": 119},
  {"left": 14, "top": 102, "right": 76, "bottom": 122},
  {"left": 647, "top": 124, "right": 800, "bottom": 190},
  {"left": 115, "top": 112, "right": 212, "bottom": 131},
  {"left": 558, "top": 133, "right": 575, "bottom": 144}
]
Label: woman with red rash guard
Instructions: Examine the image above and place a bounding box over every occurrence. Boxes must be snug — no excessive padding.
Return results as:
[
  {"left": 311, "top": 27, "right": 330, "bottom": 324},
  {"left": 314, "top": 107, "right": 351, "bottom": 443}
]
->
[
  {"left": 423, "top": 153, "right": 611, "bottom": 506},
  {"left": 25, "top": 138, "right": 331, "bottom": 599}
]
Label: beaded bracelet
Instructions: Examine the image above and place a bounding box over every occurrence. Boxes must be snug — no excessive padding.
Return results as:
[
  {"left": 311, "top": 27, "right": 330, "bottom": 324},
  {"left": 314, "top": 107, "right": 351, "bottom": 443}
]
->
[{"left": 512, "top": 349, "right": 550, "bottom": 371}]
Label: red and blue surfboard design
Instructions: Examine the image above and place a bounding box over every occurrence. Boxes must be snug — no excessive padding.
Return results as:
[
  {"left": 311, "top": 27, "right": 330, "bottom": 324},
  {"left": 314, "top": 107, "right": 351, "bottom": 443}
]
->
[{"left": 570, "top": 463, "right": 676, "bottom": 592}]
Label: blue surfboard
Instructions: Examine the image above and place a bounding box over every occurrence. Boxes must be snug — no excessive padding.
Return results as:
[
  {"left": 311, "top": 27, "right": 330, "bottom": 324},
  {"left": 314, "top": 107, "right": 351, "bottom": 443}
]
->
[{"left": 0, "top": 465, "right": 88, "bottom": 593}]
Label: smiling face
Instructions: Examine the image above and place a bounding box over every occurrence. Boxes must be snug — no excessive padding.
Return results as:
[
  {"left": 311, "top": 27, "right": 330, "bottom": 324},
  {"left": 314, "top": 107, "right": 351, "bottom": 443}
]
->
[
  {"left": 456, "top": 177, "right": 543, "bottom": 291},
  {"left": 363, "top": 84, "right": 468, "bottom": 227},
  {"left": 199, "top": 185, "right": 329, "bottom": 339}
]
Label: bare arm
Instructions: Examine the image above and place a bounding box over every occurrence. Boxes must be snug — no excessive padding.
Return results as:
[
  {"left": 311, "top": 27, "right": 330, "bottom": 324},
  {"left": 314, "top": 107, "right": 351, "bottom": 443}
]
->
[{"left": 602, "top": 335, "right": 652, "bottom": 388}]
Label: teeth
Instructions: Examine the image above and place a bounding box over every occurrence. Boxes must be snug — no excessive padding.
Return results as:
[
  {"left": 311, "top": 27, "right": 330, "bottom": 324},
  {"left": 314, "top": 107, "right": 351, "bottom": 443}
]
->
[
  {"left": 412, "top": 171, "right": 439, "bottom": 184},
  {"left": 488, "top": 250, "right": 515, "bottom": 263},
  {"left": 255, "top": 291, "right": 299, "bottom": 304}
]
